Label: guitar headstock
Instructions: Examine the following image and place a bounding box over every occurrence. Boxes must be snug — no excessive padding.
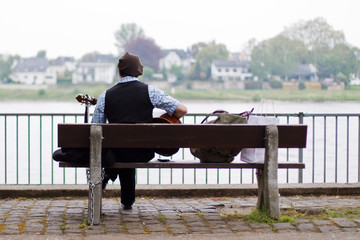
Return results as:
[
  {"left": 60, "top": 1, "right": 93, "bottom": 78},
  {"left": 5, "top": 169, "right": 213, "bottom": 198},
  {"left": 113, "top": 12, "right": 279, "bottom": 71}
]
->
[{"left": 76, "top": 94, "right": 97, "bottom": 105}]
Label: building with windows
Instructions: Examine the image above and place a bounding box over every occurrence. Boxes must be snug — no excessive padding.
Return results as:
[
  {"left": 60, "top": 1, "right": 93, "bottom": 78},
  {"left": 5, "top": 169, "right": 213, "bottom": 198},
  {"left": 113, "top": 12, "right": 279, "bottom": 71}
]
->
[
  {"left": 47, "top": 57, "right": 76, "bottom": 78},
  {"left": 290, "top": 64, "right": 319, "bottom": 82},
  {"left": 159, "top": 49, "right": 194, "bottom": 73},
  {"left": 211, "top": 60, "right": 252, "bottom": 81},
  {"left": 10, "top": 57, "right": 56, "bottom": 85},
  {"left": 72, "top": 53, "right": 116, "bottom": 84}
]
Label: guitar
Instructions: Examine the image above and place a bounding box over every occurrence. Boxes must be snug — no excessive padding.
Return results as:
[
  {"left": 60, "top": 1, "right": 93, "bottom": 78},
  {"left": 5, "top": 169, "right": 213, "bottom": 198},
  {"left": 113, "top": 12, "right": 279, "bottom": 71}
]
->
[
  {"left": 153, "top": 113, "right": 182, "bottom": 156},
  {"left": 76, "top": 94, "right": 97, "bottom": 123}
]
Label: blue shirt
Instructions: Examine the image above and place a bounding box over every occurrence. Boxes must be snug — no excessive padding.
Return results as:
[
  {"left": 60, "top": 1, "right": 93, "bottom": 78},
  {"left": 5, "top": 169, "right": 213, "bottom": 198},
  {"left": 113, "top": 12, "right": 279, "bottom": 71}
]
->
[{"left": 91, "top": 76, "right": 180, "bottom": 123}]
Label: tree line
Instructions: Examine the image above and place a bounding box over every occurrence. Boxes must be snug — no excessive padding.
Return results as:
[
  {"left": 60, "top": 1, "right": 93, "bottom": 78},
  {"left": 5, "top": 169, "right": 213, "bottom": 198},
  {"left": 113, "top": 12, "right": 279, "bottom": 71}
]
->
[
  {"left": 114, "top": 18, "right": 360, "bottom": 86},
  {"left": 1, "top": 17, "right": 359, "bottom": 86}
]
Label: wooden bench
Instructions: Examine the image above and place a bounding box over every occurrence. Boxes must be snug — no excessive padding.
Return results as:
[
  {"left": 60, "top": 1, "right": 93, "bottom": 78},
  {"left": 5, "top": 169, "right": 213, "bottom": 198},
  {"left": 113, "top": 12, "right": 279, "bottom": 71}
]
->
[{"left": 57, "top": 123, "right": 307, "bottom": 225}]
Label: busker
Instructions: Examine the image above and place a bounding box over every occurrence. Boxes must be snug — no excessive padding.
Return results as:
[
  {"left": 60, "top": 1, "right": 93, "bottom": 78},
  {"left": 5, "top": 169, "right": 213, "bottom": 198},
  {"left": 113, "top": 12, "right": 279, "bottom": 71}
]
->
[{"left": 91, "top": 52, "right": 187, "bottom": 210}]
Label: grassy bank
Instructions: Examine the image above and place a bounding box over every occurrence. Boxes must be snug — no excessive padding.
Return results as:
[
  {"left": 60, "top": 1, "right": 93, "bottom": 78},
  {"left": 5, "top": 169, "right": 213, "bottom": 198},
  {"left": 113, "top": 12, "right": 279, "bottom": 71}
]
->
[{"left": 1, "top": 86, "right": 360, "bottom": 102}]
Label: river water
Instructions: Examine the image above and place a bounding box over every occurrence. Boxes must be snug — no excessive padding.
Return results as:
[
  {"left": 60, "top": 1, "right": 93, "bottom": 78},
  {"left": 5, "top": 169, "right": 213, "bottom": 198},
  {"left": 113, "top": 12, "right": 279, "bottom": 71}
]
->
[
  {"left": 0, "top": 100, "right": 359, "bottom": 185},
  {"left": 0, "top": 99, "right": 359, "bottom": 114}
]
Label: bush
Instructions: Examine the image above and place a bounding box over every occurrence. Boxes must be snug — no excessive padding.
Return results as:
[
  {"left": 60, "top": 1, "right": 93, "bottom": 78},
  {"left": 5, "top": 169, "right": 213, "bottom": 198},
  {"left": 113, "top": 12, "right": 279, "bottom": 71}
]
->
[
  {"left": 298, "top": 81, "right": 306, "bottom": 90},
  {"left": 269, "top": 79, "right": 283, "bottom": 89},
  {"left": 38, "top": 89, "right": 46, "bottom": 97}
]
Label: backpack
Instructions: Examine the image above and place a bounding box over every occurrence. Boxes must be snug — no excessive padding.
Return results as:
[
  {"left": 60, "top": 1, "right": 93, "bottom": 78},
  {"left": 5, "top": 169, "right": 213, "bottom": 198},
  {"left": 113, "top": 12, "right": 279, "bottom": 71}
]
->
[{"left": 190, "top": 109, "right": 253, "bottom": 163}]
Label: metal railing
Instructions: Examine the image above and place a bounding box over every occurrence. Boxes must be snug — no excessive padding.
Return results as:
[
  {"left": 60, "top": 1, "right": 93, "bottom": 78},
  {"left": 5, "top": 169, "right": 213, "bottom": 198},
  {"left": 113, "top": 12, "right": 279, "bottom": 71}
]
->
[{"left": 0, "top": 112, "right": 359, "bottom": 185}]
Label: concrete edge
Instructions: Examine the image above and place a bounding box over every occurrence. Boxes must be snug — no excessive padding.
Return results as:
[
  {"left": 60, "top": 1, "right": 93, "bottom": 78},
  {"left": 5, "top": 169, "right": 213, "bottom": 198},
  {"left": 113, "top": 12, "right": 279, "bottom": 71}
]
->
[{"left": 1, "top": 183, "right": 360, "bottom": 198}]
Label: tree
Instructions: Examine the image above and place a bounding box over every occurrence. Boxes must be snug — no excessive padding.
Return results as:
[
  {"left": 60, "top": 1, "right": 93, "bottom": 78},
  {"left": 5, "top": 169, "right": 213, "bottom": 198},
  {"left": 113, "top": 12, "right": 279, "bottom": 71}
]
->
[
  {"left": 141, "top": 66, "right": 154, "bottom": 81},
  {"left": 319, "top": 43, "right": 357, "bottom": 85},
  {"left": 124, "top": 37, "right": 162, "bottom": 72},
  {"left": 188, "top": 43, "right": 229, "bottom": 80},
  {"left": 114, "top": 23, "right": 145, "bottom": 54},
  {"left": 189, "top": 42, "right": 210, "bottom": 57},
  {"left": 243, "top": 38, "right": 258, "bottom": 57},
  {"left": 37, "top": 50, "right": 47, "bottom": 58},
  {"left": 352, "top": 47, "right": 360, "bottom": 78},
  {"left": 249, "top": 41, "right": 271, "bottom": 81},
  {"left": 0, "top": 54, "right": 19, "bottom": 82},
  {"left": 283, "top": 17, "right": 345, "bottom": 51},
  {"left": 250, "top": 35, "right": 307, "bottom": 80},
  {"left": 169, "top": 65, "right": 185, "bottom": 82},
  {"left": 283, "top": 17, "right": 345, "bottom": 66},
  {"left": 267, "top": 35, "right": 307, "bottom": 79}
]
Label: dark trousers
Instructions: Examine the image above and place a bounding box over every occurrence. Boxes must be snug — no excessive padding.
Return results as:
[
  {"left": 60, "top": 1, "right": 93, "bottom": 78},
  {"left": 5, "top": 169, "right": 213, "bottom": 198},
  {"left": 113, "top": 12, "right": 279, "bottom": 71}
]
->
[
  {"left": 104, "top": 168, "right": 137, "bottom": 206},
  {"left": 106, "top": 148, "right": 153, "bottom": 206}
]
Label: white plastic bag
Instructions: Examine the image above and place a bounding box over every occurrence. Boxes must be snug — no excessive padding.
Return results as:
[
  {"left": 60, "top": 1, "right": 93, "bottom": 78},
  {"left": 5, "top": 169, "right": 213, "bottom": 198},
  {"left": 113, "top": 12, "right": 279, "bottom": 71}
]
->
[{"left": 240, "top": 100, "right": 279, "bottom": 163}]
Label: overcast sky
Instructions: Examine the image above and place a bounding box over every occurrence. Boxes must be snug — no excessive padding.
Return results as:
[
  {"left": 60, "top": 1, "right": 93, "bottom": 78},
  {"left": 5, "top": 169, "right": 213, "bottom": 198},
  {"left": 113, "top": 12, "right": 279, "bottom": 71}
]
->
[{"left": 1, "top": 0, "right": 359, "bottom": 59}]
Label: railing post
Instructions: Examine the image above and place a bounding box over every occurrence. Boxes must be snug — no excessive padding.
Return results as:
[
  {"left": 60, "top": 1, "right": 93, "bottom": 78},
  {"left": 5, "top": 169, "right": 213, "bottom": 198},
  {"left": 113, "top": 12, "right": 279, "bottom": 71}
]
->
[{"left": 298, "top": 112, "right": 304, "bottom": 183}]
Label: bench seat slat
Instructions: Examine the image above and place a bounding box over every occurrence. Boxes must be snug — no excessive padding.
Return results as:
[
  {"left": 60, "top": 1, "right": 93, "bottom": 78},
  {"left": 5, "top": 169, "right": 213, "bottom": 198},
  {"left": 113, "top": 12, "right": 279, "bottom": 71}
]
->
[
  {"left": 59, "top": 161, "right": 305, "bottom": 169},
  {"left": 58, "top": 124, "right": 307, "bottom": 149}
]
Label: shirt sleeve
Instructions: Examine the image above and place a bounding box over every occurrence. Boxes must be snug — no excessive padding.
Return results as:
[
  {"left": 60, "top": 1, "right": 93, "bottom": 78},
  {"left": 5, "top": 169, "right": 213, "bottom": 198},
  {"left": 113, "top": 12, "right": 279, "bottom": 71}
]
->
[
  {"left": 91, "top": 91, "right": 106, "bottom": 123},
  {"left": 148, "top": 85, "right": 180, "bottom": 116}
]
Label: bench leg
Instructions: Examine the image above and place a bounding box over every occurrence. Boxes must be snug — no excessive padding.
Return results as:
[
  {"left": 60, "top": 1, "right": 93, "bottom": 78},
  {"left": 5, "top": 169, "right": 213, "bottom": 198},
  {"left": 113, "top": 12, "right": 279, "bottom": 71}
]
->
[
  {"left": 88, "top": 125, "right": 103, "bottom": 225},
  {"left": 256, "top": 125, "right": 280, "bottom": 219}
]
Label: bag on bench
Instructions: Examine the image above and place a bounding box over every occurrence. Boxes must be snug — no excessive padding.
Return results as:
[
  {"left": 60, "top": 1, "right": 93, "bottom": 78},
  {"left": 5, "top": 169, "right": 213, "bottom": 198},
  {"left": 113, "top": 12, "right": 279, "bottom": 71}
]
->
[
  {"left": 190, "top": 109, "right": 253, "bottom": 163},
  {"left": 52, "top": 148, "right": 116, "bottom": 167}
]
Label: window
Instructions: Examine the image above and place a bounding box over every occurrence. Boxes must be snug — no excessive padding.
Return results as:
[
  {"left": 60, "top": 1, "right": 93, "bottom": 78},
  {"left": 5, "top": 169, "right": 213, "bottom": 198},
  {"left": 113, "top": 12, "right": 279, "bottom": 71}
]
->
[
  {"left": 225, "top": 69, "right": 229, "bottom": 72},
  {"left": 233, "top": 69, "right": 237, "bottom": 72},
  {"left": 218, "top": 69, "right": 221, "bottom": 72}
]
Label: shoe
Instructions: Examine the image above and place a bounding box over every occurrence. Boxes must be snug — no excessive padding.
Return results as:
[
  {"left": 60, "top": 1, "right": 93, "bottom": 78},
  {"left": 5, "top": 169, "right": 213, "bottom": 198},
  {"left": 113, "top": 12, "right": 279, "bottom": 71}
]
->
[{"left": 123, "top": 205, "right": 132, "bottom": 210}]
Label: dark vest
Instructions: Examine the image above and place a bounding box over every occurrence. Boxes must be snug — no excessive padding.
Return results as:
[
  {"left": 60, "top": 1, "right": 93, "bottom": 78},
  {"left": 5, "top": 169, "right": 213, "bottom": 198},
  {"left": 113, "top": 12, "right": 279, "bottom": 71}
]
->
[
  {"left": 105, "top": 81, "right": 154, "bottom": 123},
  {"left": 105, "top": 81, "right": 154, "bottom": 162}
]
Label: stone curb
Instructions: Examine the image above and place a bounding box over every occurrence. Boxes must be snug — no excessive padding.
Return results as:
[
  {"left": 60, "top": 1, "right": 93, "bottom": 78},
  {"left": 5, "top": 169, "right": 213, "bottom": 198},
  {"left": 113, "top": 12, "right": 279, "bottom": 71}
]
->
[{"left": 1, "top": 183, "right": 360, "bottom": 198}]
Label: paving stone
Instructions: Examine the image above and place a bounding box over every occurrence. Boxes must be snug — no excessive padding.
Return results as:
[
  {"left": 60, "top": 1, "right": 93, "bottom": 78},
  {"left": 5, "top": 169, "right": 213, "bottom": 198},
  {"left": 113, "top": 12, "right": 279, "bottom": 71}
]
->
[
  {"left": 342, "top": 228, "right": 360, "bottom": 232},
  {"left": 313, "top": 220, "right": 333, "bottom": 225},
  {"left": 127, "top": 228, "right": 147, "bottom": 234},
  {"left": 272, "top": 222, "right": 296, "bottom": 230},
  {"left": 318, "top": 225, "right": 342, "bottom": 233},
  {"left": 297, "top": 223, "right": 318, "bottom": 232},
  {"left": 295, "top": 219, "right": 311, "bottom": 224},
  {"left": 212, "top": 228, "right": 232, "bottom": 233},
  {"left": 228, "top": 223, "right": 252, "bottom": 232},
  {"left": 277, "top": 229, "right": 298, "bottom": 233},
  {"left": 189, "top": 226, "right": 211, "bottom": 233},
  {"left": 1, "top": 229, "right": 20, "bottom": 234},
  {"left": 144, "top": 224, "right": 167, "bottom": 232},
  {"left": 354, "top": 219, "right": 360, "bottom": 224},
  {"left": 169, "top": 227, "right": 191, "bottom": 234},
  {"left": 248, "top": 222, "right": 271, "bottom": 229},
  {"left": 331, "top": 218, "right": 358, "bottom": 228}
]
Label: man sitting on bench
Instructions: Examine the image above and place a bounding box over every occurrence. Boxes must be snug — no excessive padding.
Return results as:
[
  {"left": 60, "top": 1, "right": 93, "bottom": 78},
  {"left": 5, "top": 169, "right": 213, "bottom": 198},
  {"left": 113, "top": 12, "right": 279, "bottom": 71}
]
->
[{"left": 91, "top": 52, "right": 187, "bottom": 210}]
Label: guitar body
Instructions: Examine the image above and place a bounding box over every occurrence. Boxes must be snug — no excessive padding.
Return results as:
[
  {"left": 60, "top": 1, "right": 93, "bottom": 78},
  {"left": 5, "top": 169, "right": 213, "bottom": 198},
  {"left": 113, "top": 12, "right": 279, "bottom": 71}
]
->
[{"left": 153, "top": 113, "right": 181, "bottom": 156}]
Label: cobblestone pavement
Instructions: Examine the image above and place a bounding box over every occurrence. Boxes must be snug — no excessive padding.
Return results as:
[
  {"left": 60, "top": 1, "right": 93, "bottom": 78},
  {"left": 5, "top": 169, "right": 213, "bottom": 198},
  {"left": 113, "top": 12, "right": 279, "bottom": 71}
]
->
[{"left": 0, "top": 196, "right": 360, "bottom": 239}]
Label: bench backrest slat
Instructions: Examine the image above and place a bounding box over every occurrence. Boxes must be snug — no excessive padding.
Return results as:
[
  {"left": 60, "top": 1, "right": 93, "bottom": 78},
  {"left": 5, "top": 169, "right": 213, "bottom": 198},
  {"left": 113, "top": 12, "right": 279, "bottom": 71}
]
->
[{"left": 58, "top": 124, "right": 307, "bottom": 149}]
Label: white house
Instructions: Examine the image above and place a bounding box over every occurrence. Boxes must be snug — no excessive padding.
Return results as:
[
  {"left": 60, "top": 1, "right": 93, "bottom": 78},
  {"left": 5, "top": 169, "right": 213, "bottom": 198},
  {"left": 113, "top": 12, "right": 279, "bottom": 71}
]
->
[
  {"left": 47, "top": 57, "right": 76, "bottom": 77},
  {"left": 290, "top": 64, "right": 319, "bottom": 82},
  {"left": 10, "top": 57, "right": 56, "bottom": 85},
  {"left": 159, "top": 49, "right": 194, "bottom": 73},
  {"left": 72, "top": 53, "right": 116, "bottom": 84},
  {"left": 211, "top": 60, "right": 252, "bottom": 81}
]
